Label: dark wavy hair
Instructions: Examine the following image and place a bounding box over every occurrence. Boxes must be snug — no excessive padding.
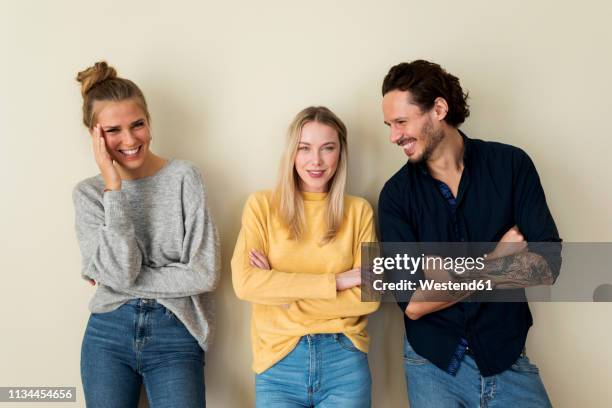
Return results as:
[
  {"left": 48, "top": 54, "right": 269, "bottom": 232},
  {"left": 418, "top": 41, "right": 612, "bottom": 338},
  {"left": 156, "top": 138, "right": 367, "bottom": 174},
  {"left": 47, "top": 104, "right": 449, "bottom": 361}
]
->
[{"left": 382, "top": 60, "right": 470, "bottom": 127}]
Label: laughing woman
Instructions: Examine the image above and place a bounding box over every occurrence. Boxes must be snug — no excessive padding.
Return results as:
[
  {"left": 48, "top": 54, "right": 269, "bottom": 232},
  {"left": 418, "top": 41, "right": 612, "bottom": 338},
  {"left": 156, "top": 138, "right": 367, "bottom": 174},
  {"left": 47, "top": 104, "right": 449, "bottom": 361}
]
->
[
  {"left": 232, "top": 106, "right": 380, "bottom": 408},
  {"left": 73, "top": 61, "right": 219, "bottom": 408}
]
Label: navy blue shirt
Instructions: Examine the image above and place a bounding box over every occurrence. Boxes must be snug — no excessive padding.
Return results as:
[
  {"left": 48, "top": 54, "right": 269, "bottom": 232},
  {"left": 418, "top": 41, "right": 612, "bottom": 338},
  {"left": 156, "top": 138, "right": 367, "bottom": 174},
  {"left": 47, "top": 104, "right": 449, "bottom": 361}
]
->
[{"left": 378, "top": 132, "right": 561, "bottom": 376}]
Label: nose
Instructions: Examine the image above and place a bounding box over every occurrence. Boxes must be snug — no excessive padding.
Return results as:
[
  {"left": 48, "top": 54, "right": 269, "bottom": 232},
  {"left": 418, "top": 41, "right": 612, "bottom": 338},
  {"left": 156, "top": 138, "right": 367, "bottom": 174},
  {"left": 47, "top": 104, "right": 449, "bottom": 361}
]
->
[
  {"left": 310, "top": 150, "right": 323, "bottom": 166},
  {"left": 122, "top": 129, "right": 138, "bottom": 145},
  {"left": 389, "top": 125, "right": 402, "bottom": 145}
]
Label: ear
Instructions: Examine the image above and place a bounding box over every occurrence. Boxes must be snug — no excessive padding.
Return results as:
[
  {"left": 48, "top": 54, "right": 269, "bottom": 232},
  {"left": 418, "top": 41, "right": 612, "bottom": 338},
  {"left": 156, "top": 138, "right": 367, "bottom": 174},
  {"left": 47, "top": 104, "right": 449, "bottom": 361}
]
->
[{"left": 432, "top": 97, "right": 449, "bottom": 122}]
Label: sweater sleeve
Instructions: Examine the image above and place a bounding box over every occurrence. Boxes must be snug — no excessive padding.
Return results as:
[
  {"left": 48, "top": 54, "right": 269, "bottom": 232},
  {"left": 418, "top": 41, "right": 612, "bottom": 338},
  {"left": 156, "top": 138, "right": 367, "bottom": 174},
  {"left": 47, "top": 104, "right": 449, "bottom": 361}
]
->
[
  {"left": 73, "top": 184, "right": 142, "bottom": 288},
  {"left": 231, "top": 193, "right": 337, "bottom": 305},
  {"left": 289, "top": 199, "right": 380, "bottom": 318}
]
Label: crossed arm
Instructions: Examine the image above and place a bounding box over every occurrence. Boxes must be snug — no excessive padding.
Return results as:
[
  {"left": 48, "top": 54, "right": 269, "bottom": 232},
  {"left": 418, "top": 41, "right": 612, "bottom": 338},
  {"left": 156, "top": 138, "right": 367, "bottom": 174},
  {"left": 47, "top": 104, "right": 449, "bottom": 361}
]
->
[
  {"left": 230, "top": 193, "right": 380, "bottom": 318},
  {"left": 405, "top": 226, "right": 558, "bottom": 320}
]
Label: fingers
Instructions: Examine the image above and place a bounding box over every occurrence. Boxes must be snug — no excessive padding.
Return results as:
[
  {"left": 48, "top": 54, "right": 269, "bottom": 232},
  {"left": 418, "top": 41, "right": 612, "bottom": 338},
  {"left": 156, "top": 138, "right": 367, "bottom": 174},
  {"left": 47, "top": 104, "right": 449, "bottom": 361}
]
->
[
  {"left": 511, "top": 226, "right": 525, "bottom": 241},
  {"left": 341, "top": 267, "right": 360, "bottom": 276},
  {"left": 249, "top": 249, "right": 270, "bottom": 269},
  {"left": 252, "top": 249, "right": 270, "bottom": 268},
  {"left": 248, "top": 252, "right": 260, "bottom": 268},
  {"left": 91, "top": 125, "right": 100, "bottom": 159},
  {"left": 337, "top": 269, "right": 361, "bottom": 290},
  {"left": 97, "top": 125, "right": 112, "bottom": 160},
  {"left": 91, "top": 124, "right": 109, "bottom": 164},
  {"left": 501, "top": 225, "right": 525, "bottom": 243},
  {"left": 98, "top": 126, "right": 104, "bottom": 153}
]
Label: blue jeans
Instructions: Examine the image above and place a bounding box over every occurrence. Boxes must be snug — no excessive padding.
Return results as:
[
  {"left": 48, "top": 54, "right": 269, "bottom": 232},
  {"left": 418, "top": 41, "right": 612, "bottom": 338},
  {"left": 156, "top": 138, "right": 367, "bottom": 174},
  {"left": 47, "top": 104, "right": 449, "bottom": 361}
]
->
[
  {"left": 256, "top": 334, "right": 371, "bottom": 408},
  {"left": 81, "top": 299, "right": 205, "bottom": 408},
  {"left": 403, "top": 338, "right": 552, "bottom": 407}
]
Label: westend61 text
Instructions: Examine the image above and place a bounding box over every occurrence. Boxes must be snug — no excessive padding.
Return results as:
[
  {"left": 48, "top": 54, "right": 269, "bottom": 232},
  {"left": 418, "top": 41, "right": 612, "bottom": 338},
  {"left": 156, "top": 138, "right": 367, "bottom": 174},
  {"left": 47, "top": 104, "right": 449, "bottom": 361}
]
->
[{"left": 372, "top": 279, "right": 493, "bottom": 292}]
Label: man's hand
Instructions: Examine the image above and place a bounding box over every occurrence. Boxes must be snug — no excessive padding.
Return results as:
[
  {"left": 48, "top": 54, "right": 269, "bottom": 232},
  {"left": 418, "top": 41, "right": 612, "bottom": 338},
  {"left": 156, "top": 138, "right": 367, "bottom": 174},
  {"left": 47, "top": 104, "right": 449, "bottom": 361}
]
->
[{"left": 488, "top": 225, "right": 528, "bottom": 260}]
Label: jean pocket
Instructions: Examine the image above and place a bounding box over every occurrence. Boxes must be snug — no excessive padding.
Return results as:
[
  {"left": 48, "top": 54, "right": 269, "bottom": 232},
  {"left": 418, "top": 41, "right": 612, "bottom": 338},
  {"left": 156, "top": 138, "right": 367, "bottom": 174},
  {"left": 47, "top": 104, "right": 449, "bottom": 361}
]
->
[
  {"left": 511, "top": 355, "right": 540, "bottom": 374},
  {"left": 335, "top": 334, "right": 362, "bottom": 353}
]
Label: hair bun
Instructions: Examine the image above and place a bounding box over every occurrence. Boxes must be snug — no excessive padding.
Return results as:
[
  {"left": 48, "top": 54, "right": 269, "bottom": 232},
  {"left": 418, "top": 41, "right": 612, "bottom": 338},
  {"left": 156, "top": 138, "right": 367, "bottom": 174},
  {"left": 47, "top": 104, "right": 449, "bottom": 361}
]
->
[{"left": 76, "top": 61, "right": 117, "bottom": 96}]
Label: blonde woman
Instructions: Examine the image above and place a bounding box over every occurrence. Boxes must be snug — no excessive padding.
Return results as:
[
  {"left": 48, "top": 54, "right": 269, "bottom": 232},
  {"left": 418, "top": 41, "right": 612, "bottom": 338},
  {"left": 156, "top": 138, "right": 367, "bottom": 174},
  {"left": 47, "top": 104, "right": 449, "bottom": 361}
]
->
[
  {"left": 73, "top": 61, "right": 219, "bottom": 407},
  {"left": 232, "top": 106, "right": 379, "bottom": 408}
]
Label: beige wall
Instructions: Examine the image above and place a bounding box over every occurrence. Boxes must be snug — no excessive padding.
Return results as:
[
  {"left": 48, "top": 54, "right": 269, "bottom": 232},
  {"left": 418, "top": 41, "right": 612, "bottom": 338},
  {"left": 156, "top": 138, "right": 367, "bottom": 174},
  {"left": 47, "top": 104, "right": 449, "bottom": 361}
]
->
[{"left": 1, "top": 0, "right": 611, "bottom": 406}]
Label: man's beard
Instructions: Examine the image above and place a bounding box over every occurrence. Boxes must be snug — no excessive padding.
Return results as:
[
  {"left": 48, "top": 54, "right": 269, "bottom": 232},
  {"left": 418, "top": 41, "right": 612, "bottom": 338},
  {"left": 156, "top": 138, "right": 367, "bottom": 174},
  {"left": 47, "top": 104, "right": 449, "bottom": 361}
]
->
[{"left": 413, "top": 118, "right": 444, "bottom": 163}]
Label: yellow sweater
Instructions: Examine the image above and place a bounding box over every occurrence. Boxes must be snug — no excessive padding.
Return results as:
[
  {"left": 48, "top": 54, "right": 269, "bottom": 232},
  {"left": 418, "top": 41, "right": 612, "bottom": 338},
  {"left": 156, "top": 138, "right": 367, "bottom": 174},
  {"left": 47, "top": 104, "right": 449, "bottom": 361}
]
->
[{"left": 231, "top": 190, "right": 380, "bottom": 373}]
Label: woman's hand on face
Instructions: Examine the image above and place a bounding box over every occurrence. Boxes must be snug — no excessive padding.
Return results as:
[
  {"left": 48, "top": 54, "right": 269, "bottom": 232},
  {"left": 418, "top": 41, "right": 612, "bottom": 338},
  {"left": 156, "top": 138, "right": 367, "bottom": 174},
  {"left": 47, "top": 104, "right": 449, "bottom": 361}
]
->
[
  {"left": 91, "top": 124, "right": 121, "bottom": 191},
  {"left": 335, "top": 267, "right": 361, "bottom": 291},
  {"left": 249, "top": 249, "right": 271, "bottom": 270}
]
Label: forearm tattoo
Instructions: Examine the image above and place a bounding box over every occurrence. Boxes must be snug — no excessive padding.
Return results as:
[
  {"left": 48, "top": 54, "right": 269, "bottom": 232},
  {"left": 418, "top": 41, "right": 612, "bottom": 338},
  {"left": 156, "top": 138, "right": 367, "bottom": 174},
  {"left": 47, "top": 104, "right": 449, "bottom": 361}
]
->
[
  {"left": 453, "top": 251, "right": 554, "bottom": 289},
  {"left": 479, "top": 251, "right": 554, "bottom": 288},
  {"left": 412, "top": 252, "right": 554, "bottom": 303}
]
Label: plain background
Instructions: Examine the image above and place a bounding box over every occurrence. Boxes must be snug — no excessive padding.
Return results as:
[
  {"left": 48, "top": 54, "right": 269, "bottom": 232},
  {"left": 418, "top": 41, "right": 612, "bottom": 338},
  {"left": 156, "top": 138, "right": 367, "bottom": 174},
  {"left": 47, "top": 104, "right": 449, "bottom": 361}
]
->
[{"left": 1, "top": 0, "right": 611, "bottom": 406}]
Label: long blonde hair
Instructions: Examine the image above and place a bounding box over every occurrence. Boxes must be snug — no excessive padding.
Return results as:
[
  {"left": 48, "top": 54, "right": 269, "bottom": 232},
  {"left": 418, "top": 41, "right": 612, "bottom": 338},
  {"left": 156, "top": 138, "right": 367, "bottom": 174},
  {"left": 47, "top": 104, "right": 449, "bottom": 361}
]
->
[{"left": 274, "top": 106, "right": 348, "bottom": 244}]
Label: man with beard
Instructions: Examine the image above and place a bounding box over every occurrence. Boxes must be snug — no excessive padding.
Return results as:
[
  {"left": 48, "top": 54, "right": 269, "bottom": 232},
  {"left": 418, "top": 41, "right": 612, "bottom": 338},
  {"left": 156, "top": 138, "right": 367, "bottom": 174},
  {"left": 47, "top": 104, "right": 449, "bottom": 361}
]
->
[{"left": 378, "top": 60, "right": 561, "bottom": 407}]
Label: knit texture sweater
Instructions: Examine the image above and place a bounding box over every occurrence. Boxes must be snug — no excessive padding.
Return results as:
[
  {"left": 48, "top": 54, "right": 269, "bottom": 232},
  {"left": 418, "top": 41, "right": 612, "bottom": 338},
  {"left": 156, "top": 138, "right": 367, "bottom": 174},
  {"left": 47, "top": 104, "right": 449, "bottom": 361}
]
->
[{"left": 73, "top": 159, "right": 220, "bottom": 351}]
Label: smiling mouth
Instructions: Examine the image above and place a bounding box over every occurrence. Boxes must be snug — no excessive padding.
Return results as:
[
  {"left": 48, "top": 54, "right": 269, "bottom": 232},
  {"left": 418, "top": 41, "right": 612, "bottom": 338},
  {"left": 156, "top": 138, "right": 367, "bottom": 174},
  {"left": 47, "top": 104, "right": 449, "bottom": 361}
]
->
[
  {"left": 118, "top": 146, "right": 142, "bottom": 157},
  {"left": 398, "top": 137, "right": 416, "bottom": 147},
  {"left": 399, "top": 138, "right": 417, "bottom": 154},
  {"left": 307, "top": 170, "right": 326, "bottom": 178}
]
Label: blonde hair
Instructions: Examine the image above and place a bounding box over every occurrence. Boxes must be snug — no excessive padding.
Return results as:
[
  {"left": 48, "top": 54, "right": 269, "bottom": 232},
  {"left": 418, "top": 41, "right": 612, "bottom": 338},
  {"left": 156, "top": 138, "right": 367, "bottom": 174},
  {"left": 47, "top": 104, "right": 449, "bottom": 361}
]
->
[
  {"left": 76, "top": 61, "right": 150, "bottom": 128},
  {"left": 274, "top": 106, "right": 348, "bottom": 244}
]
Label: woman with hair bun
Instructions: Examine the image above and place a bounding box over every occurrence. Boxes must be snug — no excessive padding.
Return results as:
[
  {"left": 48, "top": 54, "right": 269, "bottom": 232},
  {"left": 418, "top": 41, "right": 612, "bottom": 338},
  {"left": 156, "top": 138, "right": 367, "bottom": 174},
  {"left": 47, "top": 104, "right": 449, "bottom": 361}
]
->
[
  {"left": 232, "top": 106, "right": 380, "bottom": 407},
  {"left": 73, "top": 61, "right": 219, "bottom": 408}
]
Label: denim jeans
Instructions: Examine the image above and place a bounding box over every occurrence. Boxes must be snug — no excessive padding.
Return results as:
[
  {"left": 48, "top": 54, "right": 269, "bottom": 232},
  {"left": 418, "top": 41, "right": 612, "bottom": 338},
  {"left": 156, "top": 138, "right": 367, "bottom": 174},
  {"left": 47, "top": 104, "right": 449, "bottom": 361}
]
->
[
  {"left": 255, "top": 334, "right": 371, "bottom": 408},
  {"left": 403, "top": 338, "right": 552, "bottom": 407},
  {"left": 81, "top": 299, "right": 205, "bottom": 408}
]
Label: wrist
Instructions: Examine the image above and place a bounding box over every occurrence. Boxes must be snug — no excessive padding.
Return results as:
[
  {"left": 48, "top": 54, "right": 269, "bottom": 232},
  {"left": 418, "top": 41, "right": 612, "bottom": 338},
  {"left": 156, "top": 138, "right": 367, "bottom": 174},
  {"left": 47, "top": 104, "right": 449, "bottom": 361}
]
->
[{"left": 103, "top": 181, "right": 121, "bottom": 191}]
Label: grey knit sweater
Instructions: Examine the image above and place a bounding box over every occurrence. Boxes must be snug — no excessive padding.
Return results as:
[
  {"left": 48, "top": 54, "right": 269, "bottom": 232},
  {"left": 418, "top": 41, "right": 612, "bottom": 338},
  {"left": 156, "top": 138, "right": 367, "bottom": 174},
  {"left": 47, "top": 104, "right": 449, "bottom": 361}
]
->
[{"left": 73, "top": 159, "right": 220, "bottom": 351}]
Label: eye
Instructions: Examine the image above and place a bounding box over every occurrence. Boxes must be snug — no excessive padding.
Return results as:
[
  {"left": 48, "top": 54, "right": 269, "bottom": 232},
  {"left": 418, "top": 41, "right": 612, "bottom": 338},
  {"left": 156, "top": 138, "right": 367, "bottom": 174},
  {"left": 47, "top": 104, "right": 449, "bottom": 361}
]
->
[
  {"left": 322, "top": 145, "right": 335, "bottom": 151},
  {"left": 105, "top": 128, "right": 120, "bottom": 134},
  {"left": 298, "top": 146, "right": 309, "bottom": 151},
  {"left": 132, "top": 121, "right": 145, "bottom": 129}
]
